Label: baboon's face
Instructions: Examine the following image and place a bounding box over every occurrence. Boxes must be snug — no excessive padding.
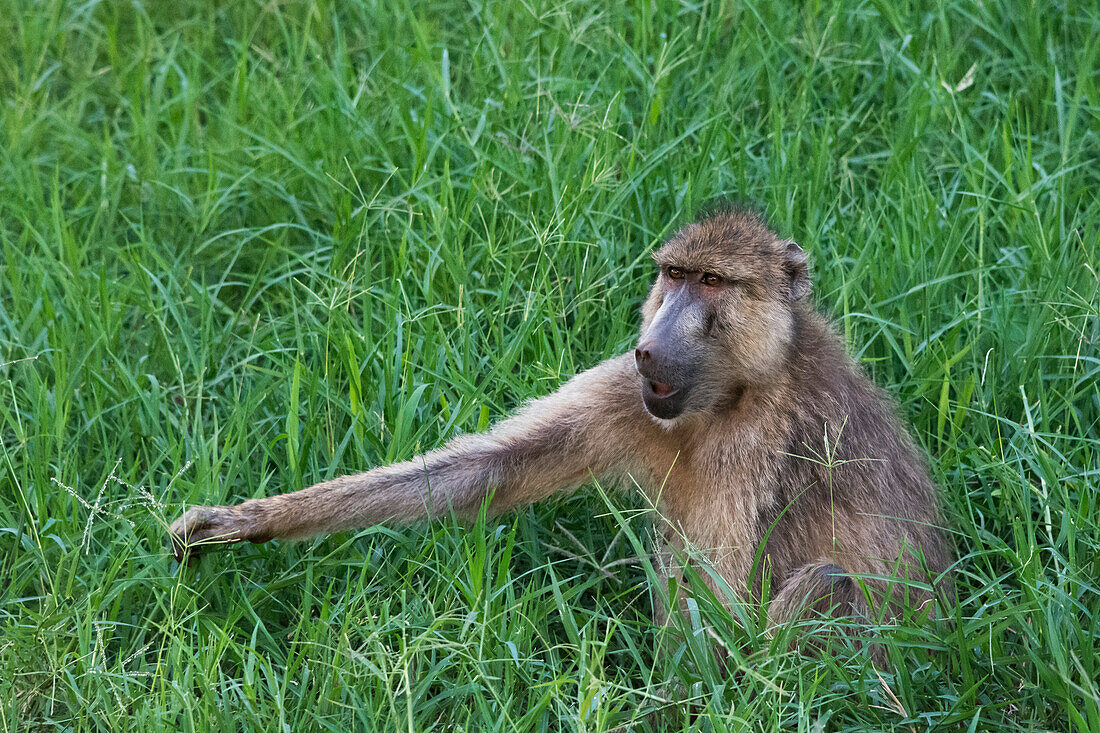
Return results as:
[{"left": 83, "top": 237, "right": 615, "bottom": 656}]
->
[{"left": 634, "top": 210, "right": 810, "bottom": 422}]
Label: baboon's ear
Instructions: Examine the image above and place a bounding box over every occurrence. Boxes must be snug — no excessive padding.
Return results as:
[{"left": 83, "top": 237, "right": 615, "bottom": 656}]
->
[{"left": 784, "top": 241, "right": 811, "bottom": 300}]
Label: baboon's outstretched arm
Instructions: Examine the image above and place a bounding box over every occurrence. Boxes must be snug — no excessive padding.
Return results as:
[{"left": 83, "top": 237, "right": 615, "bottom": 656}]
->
[{"left": 170, "top": 355, "right": 644, "bottom": 559}]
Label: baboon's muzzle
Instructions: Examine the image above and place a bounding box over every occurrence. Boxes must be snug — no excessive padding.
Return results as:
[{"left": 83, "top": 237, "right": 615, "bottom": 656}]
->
[
  {"left": 634, "top": 340, "right": 694, "bottom": 420},
  {"left": 635, "top": 285, "right": 705, "bottom": 420}
]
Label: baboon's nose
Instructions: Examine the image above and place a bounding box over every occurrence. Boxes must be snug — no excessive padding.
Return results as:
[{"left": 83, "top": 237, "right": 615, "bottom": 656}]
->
[
  {"left": 635, "top": 341, "right": 667, "bottom": 377},
  {"left": 634, "top": 342, "right": 656, "bottom": 368}
]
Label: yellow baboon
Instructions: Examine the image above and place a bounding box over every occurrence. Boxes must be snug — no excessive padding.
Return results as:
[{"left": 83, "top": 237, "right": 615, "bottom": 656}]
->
[{"left": 171, "top": 206, "right": 951, "bottom": 631}]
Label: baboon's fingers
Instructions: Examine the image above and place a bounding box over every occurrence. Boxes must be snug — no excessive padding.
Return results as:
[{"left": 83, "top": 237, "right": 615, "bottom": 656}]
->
[{"left": 169, "top": 505, "right": 252, "bottom": 562}]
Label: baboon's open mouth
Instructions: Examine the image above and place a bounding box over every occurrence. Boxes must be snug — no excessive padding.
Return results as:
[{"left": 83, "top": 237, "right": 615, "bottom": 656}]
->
[
  {"left": 641, "top": 378, "right": 687, "bottom": 420},
  {"left": 648, "top": 381, "right": 677, "bottom": 398}
]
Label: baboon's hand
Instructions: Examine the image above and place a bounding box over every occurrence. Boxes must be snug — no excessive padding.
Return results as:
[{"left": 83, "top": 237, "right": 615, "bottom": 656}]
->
[{"left": 169, "top": 505, "right": 255, "bottom": 562}]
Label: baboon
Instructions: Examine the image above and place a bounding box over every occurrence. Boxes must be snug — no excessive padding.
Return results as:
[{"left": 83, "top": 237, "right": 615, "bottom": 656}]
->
[{"left": 170, "top": 206, "right": 951, "bottom": 637}]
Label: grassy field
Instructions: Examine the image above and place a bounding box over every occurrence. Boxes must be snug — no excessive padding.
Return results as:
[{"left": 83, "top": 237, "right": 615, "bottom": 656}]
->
[{"left": 1, "top": 0, "right": 1098, "bottom": 729}]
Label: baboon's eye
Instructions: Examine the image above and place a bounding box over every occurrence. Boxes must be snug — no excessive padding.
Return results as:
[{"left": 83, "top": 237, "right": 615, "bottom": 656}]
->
[
  {"left": 701, "top": 273, "right": 722, "bottom": 287},
  {"left": 667, "top": 266, "right": 685, "bottom": 280}
]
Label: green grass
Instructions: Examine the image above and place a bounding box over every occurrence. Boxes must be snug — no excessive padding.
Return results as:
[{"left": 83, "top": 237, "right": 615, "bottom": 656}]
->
[{"left": 1, "top": 0, "right": 1097, "bottom": 729}]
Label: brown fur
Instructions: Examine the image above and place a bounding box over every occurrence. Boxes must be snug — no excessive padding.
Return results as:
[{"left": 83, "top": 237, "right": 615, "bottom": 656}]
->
[{"left": 170, "top": 206, "right": 952, "bottom": 642}]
